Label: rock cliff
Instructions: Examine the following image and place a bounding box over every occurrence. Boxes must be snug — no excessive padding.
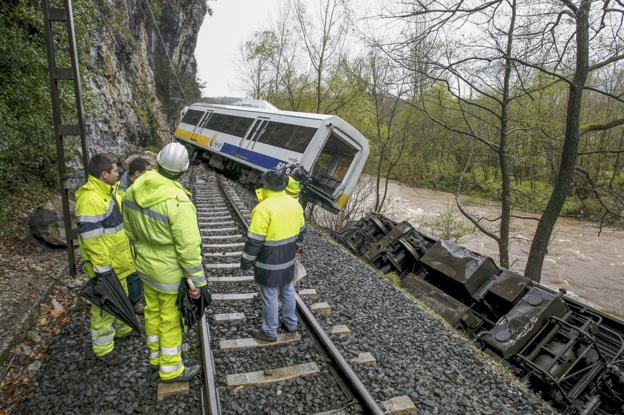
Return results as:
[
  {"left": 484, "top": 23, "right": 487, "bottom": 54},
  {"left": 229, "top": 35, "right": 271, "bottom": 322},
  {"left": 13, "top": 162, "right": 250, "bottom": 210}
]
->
[{"left": 85, "top": 0, "right": 209, "bottom": 157}]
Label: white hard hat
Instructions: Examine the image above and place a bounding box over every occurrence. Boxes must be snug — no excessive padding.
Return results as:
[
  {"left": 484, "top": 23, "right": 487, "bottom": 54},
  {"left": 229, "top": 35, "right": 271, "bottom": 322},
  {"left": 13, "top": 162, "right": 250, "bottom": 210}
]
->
[{"left": 157, "top": 142, "right": 189, "bottom": 172}]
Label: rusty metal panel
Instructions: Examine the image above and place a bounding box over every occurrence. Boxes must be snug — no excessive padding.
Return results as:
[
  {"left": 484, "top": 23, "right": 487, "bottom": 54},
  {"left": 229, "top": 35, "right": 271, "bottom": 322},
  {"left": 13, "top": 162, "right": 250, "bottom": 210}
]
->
[
  {"left": 420, "top": 239, "right": 499, "bottom": 297},
  {"left": 401, "top": 274, "right": 481, "bottom": 330},
  {"left": 483, "top": 287, "right": 568, "bottom": 358}
]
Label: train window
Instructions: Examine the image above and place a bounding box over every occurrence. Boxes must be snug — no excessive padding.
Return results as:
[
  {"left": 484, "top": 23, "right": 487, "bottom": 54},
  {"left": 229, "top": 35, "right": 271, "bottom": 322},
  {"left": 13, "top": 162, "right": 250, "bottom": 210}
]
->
[
  {"left": 205, "top": 113, "right": 254, "bottom": 137},
  {"left": 181, "top": 109, "right": 205, "bottom": 126},
  {"left": 257, "top": 122, "right": 316, "bottom": 153},
  {"left": 311, "top": 132, "right": 358, "bottom": 193}
]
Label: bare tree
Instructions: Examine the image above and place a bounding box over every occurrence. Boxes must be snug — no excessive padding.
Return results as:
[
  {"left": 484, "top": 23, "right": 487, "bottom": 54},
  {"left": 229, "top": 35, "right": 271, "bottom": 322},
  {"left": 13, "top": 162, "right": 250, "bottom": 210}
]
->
[
  {"left": 292, "top": 0, "right": 348, "bottom": 113},
  {"left": 360, "top": 51, "right": 411, "bottom": 212},
  {"left": 371, "top": 0, "right": 530, "bottom": 268},
  {"left": 511, "top": 0, "right": 624, "bottom": 280}
]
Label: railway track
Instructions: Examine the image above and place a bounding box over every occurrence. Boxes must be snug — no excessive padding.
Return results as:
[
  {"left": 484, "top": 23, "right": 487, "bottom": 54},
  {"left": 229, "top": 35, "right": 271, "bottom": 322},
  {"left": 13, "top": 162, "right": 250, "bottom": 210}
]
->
[{"left": 189, "top": 170, "right": 413, "bottom": 415}]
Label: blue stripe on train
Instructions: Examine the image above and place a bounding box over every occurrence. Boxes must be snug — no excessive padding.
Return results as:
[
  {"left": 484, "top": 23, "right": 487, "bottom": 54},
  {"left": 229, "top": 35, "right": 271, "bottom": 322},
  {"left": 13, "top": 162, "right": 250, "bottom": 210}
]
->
[{"left": 220, "top": 143, "right": 286, "bottom": 170}]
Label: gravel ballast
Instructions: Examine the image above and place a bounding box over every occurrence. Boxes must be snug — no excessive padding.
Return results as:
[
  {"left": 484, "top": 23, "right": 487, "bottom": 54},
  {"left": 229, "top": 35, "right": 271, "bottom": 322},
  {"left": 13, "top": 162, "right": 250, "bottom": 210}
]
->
[{"left": 15, "top": 173, "right": 555, "bottom": 414}]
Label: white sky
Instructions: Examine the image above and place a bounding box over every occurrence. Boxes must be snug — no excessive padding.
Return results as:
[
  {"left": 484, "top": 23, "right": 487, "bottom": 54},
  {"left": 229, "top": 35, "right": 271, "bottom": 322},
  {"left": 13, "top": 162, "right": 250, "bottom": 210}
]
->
[{"left": 195, "top": 0, "right": 283, "bottom": 98}]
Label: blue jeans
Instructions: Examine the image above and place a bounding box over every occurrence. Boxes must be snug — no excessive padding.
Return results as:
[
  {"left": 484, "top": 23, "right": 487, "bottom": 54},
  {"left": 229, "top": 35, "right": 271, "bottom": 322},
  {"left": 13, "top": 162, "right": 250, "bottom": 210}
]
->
[
  {"left": 126, "top": 273, "right": 144, "bottom": 306},
  {"left": 259, "top": 282, "right": 297, "bottom": 337}
]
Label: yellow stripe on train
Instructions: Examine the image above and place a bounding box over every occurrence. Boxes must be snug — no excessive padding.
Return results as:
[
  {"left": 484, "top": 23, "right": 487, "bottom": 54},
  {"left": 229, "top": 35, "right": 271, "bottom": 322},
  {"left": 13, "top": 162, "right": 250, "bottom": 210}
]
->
[
  {"left": 174, "top": 128, "right": 210, "bottom": 147},
  {"left": 337, "top": 193, "right": 350, "bottom": 208}
]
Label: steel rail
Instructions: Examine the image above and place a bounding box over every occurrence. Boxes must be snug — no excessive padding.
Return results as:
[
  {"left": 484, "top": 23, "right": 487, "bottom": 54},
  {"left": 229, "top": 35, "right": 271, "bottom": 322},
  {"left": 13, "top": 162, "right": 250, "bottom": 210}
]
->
[
  {"left": 190, "top": 171, "right": 222, "bottom": 415},
  {"left": 217, "top": 177, "right": 385, "bottom": 415},
  {"left": 198, "top": 312, "right": 221, "bottom": 415}
]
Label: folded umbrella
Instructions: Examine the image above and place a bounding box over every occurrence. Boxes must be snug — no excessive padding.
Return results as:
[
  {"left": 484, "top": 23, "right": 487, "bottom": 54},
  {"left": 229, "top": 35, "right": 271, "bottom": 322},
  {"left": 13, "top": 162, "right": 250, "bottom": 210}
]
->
[
  {"left": 80, "top": 271, "right": 143, "bottom": 334},
  {"left": 177, "top": 279, "right": 211, "bottom": 331}
]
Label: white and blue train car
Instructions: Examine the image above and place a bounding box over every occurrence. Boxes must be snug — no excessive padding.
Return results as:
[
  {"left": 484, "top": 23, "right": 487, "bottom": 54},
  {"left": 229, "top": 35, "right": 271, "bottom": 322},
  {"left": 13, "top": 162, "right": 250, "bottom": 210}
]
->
[{"left": 174, "top": 102, "right": 370, "bottom": 213}]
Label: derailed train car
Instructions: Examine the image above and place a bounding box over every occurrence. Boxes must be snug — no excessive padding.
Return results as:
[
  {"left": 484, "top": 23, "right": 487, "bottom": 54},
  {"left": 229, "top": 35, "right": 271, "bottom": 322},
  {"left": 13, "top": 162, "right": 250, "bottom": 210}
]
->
[
  {"left": 336, "top": 213, "right": 624, "bottom": 415},
  {"left": 174, "top": 102, "right": 369, "bottom": 213}
]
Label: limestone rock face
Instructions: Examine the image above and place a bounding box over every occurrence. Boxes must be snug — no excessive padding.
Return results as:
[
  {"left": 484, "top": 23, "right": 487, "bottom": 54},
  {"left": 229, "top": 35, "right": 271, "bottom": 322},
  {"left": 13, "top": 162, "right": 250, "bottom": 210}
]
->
[
  {"left": 123, "top": 150, "right": 158, "bottom": 170},
  {"left": 84, "top": 0, "right": 208, "bottom": 160},
  {"left": 29, "top": 196, "right": 75, "bottom": 247}
]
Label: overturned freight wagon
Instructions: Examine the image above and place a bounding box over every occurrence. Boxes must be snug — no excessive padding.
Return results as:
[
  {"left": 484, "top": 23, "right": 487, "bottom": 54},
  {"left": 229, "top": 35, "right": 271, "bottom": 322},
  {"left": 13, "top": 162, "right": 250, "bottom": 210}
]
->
[{"left": 336, "top": 213, "right": 624, "bottom": 415}]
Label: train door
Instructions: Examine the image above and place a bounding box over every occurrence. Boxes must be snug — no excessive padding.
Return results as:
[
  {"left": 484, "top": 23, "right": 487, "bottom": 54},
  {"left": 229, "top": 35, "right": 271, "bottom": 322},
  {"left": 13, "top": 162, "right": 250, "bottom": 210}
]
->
[
  {"left": 236, "top": 117, "right": 269, "bottom": 156},
  {"left": 310, "top": 129, "right": 360, "bottom": 197},
  {"left": 190, "top": 110, "right": 213, "bottom": 145}
]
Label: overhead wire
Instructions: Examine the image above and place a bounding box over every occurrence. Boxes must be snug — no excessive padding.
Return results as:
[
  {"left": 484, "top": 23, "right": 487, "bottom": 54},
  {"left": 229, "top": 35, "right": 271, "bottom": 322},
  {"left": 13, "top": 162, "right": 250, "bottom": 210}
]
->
[{"left": 142, "top": 0, "right": 188, "bottom": 102}]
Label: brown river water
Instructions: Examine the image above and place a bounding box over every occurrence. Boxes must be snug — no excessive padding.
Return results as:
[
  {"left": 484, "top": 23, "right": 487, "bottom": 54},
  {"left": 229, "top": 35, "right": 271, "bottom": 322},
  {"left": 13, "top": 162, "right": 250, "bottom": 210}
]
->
[{"left": 375, "top": 181, "right": 624, "bottom": 318}]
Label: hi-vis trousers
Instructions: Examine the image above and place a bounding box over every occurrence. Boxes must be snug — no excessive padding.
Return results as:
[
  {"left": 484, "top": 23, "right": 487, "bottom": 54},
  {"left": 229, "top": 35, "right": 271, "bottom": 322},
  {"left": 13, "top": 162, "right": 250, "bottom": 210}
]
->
[
  {"left": 144, "top": 284, "right": 184, "bottom": 380},
  {"left": 90, "top": 277, "right": 133, "bottom": 357}
]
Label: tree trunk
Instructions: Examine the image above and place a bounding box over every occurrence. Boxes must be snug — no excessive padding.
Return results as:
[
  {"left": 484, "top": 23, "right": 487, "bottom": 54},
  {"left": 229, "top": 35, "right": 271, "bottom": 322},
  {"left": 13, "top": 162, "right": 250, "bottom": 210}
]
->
[
  {"left": 496, "top": 0, "right": 516, "bottom": 269},
  {"left": 525, "top": 0, "right": 590, "bottom": 281}
]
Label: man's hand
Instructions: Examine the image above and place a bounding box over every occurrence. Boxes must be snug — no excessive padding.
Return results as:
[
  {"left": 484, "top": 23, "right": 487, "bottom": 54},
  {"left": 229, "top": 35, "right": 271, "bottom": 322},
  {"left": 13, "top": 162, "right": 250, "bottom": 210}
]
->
[
  {"left": 189, "top": 287, "right": 201, "bottom": 300},
  {"left": 296, "top": 246, "right": 303, "bottom": 257}
]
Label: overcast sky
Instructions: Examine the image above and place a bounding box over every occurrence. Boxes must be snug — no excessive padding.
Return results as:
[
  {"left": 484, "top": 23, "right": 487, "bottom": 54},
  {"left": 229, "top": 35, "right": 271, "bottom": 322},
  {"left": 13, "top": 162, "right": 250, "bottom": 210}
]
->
[{"left": 194, "top": 0, "right": 282, "bottom": 98}]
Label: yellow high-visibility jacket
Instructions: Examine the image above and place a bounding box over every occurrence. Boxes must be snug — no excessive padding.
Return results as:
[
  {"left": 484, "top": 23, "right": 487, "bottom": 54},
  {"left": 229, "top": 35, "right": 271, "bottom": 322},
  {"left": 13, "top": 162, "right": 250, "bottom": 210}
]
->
[
  {"left": 75, "top": 175, "right": 136, "bottom": 278},
  {"left": 242, "top": 188, "right": 305, "bottom": 287},
  {"left": 122, "top": 170, "right": 206, "bottom": 294}
]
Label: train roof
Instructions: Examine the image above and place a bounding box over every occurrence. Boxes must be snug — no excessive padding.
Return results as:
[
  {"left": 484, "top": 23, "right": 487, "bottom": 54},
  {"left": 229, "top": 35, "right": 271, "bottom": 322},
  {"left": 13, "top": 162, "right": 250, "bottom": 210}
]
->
[{"left": 189, "top": 102, "right": 335, "bottom": 122}]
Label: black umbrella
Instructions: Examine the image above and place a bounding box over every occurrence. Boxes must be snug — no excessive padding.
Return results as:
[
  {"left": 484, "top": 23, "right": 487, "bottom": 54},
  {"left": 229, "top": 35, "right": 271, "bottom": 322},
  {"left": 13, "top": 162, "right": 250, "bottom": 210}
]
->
[
  {"left": 80, "top": 271, "right": 143, "bottom": 334},
  {"left": 177, "top": 280, "right": 211, "bottom": 331}
]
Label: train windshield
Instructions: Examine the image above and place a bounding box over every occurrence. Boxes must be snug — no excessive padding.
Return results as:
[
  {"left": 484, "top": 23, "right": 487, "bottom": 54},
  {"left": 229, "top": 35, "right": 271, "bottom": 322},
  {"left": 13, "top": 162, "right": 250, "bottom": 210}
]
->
[{"left": 311, "top": 131, "right": 359, "bottom": 195}]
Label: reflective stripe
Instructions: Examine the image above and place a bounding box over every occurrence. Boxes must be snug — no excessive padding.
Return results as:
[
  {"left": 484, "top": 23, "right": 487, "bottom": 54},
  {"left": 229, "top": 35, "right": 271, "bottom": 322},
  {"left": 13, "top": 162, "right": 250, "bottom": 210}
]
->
[
  {"left": 78, "top": 200, "right": 114, "bottom": 223},
  {"left": 184, "top": 264, "right": 203, "bottom": 274},
  {"left": 264, "top": 235, "right": 298, "bottom": 247},
  {"left": 124, "top": 200, "right": 170, "bottom": 224},
  {"left": 93, "top": 264, "right": 112, "bottom": 273},
  {"left": 139, "top": 274, "right": 180, "bottom": 291},
  {"left": 92, "top": 332, "right": 115, "bottom": 346},
  {"left": 102, "top": 223, "right": 124, "bottom": 235},
  {"left": 255, "top": 258, "right": 296, "bottom": 271},
  {"left": 80, "top": 227, "right": 104, "bottom": 239},
  {"left": 247, "top": 231, "right": 265, "bottom": 241},
  {"left": 79, "top": 222, "right": 123, "bottom": 239},
  {"left": 113, "top": 322, "right": 125, "bottom": 329},
  {"left": 300, "top": 224, "right": 306, "bottom": 232},
  {"left": 160, "top": 346, "right": 182, "bottom": 355},
  {"left": 147, "top": 335, "right": 159, "bottom": 343},
  {"left": 190, "top": 275, "right": 206, "bottom": 285},
  {"left": 241, "top": 252, "right": 256, "bottom": 261},
  {"left": 160, "top": 361, "right": 183, "bottom": 373},
  {"left": 149, "top": 351, "right": 159, "bottom": 359}
]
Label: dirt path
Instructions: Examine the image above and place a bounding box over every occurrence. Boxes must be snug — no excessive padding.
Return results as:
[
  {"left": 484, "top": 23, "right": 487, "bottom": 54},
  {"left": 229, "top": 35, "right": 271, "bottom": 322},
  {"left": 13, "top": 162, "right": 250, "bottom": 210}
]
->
[{"left": 379, "top": 181, "right": 624, "bottom": 317}]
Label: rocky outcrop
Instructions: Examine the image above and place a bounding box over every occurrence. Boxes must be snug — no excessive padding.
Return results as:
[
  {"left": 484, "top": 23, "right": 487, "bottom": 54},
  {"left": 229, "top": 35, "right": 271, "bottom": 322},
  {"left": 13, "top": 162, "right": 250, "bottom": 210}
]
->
[
  {"left": 85, "top": 0, "right": 208, "bottom": 159},
  {"left": 29, "top": 196, "right": 75, "bottom": 247}
]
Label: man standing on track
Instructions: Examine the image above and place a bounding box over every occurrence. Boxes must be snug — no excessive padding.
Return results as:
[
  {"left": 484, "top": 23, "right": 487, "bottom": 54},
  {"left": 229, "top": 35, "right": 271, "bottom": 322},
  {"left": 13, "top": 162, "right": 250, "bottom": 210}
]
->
[
  {"left": 76, "top": 153, "right": 136, "bottom": 365},
  {"left": 122, "top": 142, "right": 206, "bottom": 382},
  {"left": 241, "top": 168, "right": 306, "bottom": 342}
]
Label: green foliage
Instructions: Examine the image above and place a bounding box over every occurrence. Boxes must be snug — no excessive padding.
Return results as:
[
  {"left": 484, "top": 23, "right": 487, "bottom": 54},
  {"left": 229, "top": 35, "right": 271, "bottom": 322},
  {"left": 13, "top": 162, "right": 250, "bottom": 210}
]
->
[
  {"left": 0, "top": 0, "right": 95, "bottom": 234},
  {"left": 422, "top": 205, "right": 477, "bottom": 241}
]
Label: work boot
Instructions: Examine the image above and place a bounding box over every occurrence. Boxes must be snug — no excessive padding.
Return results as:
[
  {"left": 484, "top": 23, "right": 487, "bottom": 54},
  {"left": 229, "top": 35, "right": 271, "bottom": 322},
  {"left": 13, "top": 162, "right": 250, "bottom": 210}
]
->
[
  {"left": 251, "top": 329, "right": 277, "bottom": 342},
  {"left": 280, "top": 321, "right": 298, "bottom": 333},
  {"left": 161, "top": 364, "right": 201, "bottom": 383},
  {"left": 116, "top": 330, "right": 140, "bottom": 341},
  {"left": 96, "top": 349, "right": 126, "bottom": 366}
]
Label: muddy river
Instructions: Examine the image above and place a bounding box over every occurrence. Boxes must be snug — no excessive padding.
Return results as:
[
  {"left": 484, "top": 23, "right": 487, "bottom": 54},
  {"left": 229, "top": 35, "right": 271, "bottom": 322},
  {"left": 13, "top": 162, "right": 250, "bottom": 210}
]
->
[{"left": 374, "top": 180, "right": 624, "bottom": 318}]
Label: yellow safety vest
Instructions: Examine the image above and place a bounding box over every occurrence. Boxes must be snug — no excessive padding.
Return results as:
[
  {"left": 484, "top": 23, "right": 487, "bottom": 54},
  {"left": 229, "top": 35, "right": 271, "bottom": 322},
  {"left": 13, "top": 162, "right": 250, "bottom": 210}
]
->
[
  {"left": 242, "top": 188, "right": 305, "bottom": 287},
  {"left": 75, "top": 175, "right": 136, "bottom": 278},
  {"left": 122, "top": 170, "right": 206, "bottom": 294}
]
